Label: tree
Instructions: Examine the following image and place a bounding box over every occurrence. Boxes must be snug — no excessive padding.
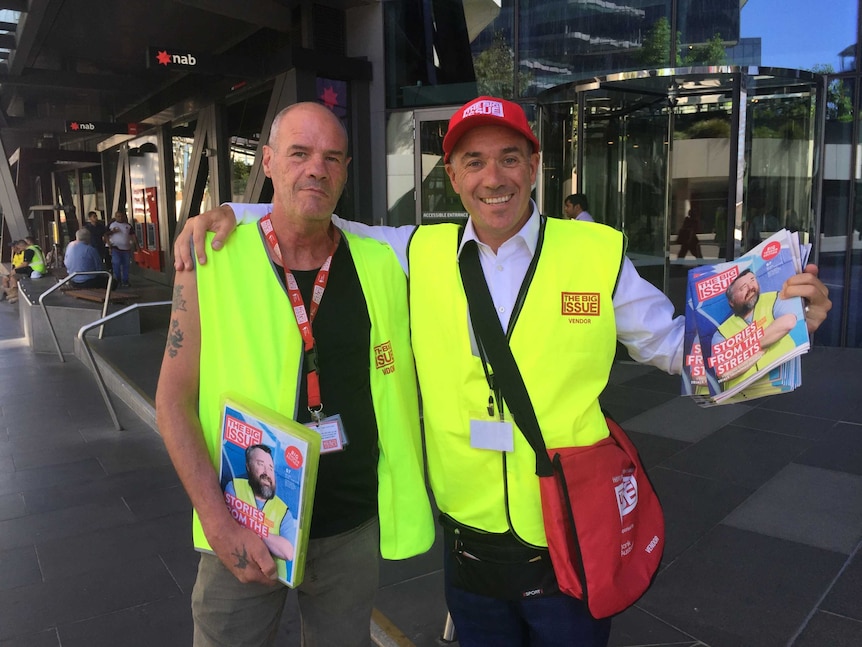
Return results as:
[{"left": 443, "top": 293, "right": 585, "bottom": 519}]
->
[
  {"left": 639, "top": 18, "right": 681, "bottom": 67},
  {"left": 640, "top": 19, "right": 729, "bottom": 68},
  {"left": 231, "top": 157, "right": 252, "bottom": 198},
  {"left": 683, "top": 33, "right": 728, "bottom": 66},
  {"left": 473, "top": 31, "right": 532, "bottom": 97},
  {"left": 810, "top": 64, "right": 853, "bottom": 123}
]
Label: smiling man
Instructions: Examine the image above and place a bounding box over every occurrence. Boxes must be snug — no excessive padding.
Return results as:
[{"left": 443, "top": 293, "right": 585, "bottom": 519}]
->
[{"left": 174, "top": 95, "right": 832, "bottom": 647}]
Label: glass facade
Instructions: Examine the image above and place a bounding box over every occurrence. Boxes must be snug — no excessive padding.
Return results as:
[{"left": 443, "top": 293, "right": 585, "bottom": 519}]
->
[
  {"left": 383, "top": 0, "right": 862, "bottom": 347},
  {"left": 818, "top": 76, "right": 858, "bottom": 346},
  {"left": 172, "top": 130, "right": 213, "bottom": 219},
  {"left": 538, "top": 68, "right": 820, "bottom": 311},
  {"left": 385, "top": 1, "right": 857, "bottom": 104}
]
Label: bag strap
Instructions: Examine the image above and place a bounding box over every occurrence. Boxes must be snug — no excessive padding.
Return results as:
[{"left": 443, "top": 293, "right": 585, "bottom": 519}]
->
[{"left": 458, "top": 240, "right": 554, "bottom": 477}]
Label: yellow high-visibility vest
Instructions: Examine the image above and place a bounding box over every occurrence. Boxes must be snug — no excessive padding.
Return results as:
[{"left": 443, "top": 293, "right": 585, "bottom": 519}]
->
[
  {"left": 194, "top": 224, "right": 434, "bottom": 559},
  {"left": 408, "top": 218, "right": 623, "bottom": 546}
]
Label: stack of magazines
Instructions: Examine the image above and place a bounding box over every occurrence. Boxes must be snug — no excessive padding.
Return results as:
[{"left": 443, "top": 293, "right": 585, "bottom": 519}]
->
[{"left": 682, "top": 229, "right": 812, "bottom": 406}]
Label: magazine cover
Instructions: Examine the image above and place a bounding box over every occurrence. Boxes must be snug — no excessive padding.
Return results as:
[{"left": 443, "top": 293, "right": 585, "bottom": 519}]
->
[
  {"left": 216, "top": 394, "right": 321, "bottom": 588},
  {"left": 682, "top": 265, "right": 774, "bottom": 407},
  {"left": 685, "top": 229, "right": 810, "bottom": 404},
  {"left": 681, "top": 270, "right": 713, "bottom": 400}
]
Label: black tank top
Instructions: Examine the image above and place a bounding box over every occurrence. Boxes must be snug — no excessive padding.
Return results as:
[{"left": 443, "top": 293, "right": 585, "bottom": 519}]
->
[{"left": 276, "top": 239, "right": 378, "bottom": 539}]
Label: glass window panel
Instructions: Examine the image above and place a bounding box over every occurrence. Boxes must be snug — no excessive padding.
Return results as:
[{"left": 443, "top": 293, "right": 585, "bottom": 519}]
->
[
  {"left": 103, "top": 148, "right": 120, "bottom": 215},
  {"left": 418, "top": 117, "right": 468, "bottom": 224},
  {"left": 849, "top": 77, "right": 862, "bottom": 347},
  {"left": 519, "top": 1, "right": 673, "bottom": 97},
  {"left": 818, "top": 77, "right": 855, "bottom": 346},
  {"left": 128, "top": 136, "right": 160, "bottom": 245},
  {"left": 678, "top": 0, "right": 736, "bottom": 66},
  {"left": 225, "top": 91, "right": 268, "bottom": 204},
  {"left": 742, "top": 82, "right": 817, "bottom": 252},
  {"left": 538, "top": 101, "right": 575, "bottom": 219},
  {"left": 384, "top": 0, "right": 508, "bottom": 108},
  {"left": 79, "top": 171, "right": 103, "bottom": 221},
  {"left": 578, "top": 84, "right": 673, "bottom": 295},
  {"left": 229, "top": 139, "right": 255, "bottom": 202},
  {"left": 172, "top": 137, "right": 194, "bottom": 186},
  {"left": 849, "top": 177, "right": 862, "bottom": 347},
  {"left": 0, "top": 9, "right": 19, "bottom": 57},
  {"left": 677, "top": 0, "right": 740, "bottom": 66},
  {"left": 172, "top": 124, "right": 213, "bottom": 218},
  {"left": 671, "top": 94, "right": 733, "bottom": 265},
  {"left": 386, "top": 111, "right": 419, "bottom": 226}
]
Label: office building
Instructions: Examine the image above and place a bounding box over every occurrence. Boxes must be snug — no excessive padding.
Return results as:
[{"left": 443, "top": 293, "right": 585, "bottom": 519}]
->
[{"left": 0, "top": 0, "right": 858, "bottom": 345}]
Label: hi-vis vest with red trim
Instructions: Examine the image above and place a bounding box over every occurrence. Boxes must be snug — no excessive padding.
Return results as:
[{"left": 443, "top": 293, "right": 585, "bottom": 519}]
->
[
  {"left": 715, "top": 291, "right": 796, "bottom": 389},
  {"left": 195, "top": 224, "right": 434, "bottom": 560},
  {"left": 408, "top": 217, "right": 624, "bottom": 547}
]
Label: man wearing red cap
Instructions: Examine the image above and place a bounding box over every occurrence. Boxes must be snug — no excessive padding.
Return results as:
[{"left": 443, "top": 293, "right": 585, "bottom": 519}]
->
[{"left": 174, "top": 95, "right": 832, "bottom": 646}]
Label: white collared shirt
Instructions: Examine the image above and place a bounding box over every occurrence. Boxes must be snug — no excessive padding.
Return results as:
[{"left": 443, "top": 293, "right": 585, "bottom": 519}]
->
[{"left": 231, "top": 201, "right": 685, "bottom": 374}]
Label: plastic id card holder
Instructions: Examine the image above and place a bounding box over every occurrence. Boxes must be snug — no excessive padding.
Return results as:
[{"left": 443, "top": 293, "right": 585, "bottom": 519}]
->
[
  {"left": 470, "top": 419, "right": 514, "bottom": 452},
  {"left": 305, "top": 414, "right": 348, "bottom": 454}
]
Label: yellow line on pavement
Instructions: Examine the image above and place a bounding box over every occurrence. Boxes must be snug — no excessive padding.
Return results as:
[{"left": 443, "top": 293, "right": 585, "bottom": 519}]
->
[{"left": 371, "top": 607, "right": 416, "bottom": 647}]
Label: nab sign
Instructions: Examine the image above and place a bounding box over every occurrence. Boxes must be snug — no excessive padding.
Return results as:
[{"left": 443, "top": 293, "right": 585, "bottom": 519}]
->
[
  {"left": 147, "top": 46, "right": 200, "bottom": 70},
  {"left": 146, "top": 45, "right": 256, "bottom": 79},
  {"left": 65, "top": 121, "right": 139, "bottom": 135}
]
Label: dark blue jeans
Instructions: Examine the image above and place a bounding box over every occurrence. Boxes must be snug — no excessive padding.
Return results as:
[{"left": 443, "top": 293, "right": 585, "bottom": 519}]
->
[
  {"left": 444, "top": 548, "right": 611, "bottom": 647},
  {"left": 111, "top": 248, "right": 131, "bottom": 283}
]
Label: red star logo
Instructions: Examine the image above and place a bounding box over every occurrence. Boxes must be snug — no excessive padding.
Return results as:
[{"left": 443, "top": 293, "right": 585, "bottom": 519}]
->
[
  {"left": 70, "top": 122, "right": 80, "bottom": 130},
  {"left": 321, "top": 86, "right": 339, "bottom": 110},
  {"left": 156, "top": 50, "right": 172, "bottom": 66}
]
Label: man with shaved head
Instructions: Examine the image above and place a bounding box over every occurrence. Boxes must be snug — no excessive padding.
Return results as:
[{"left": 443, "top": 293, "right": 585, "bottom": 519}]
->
[{"left": 156, "top": 102, "right": 432, "bottom": 647}]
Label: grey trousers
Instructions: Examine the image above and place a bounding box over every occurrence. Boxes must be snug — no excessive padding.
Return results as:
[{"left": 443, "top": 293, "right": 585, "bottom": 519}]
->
[{"left": 191, "top": 516, "right": 380, "bottom": 647}]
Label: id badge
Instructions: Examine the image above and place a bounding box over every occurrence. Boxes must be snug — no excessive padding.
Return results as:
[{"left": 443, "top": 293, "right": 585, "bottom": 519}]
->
[
  {"left": 470, "top": 419, "right": 514, "bottom": 452},
  {"left": 305, "top": 414, "right": 348, "bottom": 454}
]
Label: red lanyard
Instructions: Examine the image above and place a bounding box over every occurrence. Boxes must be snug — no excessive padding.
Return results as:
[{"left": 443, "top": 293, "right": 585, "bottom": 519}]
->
[{"left": 260, "top": 214, "right": 339, "bottom": 419}]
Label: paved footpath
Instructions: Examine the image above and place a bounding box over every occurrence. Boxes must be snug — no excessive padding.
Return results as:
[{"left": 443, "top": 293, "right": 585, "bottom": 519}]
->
[{"left": 1, "top": 296, "right": 861, "bottom": 646}]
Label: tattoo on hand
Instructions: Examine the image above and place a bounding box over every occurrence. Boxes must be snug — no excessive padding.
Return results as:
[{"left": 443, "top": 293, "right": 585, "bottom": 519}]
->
[
  {"left": 231, "top": 545, "right": 250, "bottom": 570},
  {"left": 167, "top": 319, "right": 184, "bottom": 358},
  {"left": 172, "top": 284, "right": 187, "bottom": 312}
]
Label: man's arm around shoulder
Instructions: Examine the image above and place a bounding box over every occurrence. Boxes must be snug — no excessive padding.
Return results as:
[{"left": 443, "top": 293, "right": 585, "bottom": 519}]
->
[
  {"left": 174, "top": 203, "right": 415, "bottom": 274},
  {"left": 155, "top": 268, "right": 278, "bottom": 585}
]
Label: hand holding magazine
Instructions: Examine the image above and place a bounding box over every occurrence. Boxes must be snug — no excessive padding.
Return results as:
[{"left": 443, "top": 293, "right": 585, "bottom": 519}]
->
[
  {"left": 683, "top": 229, "right": 811, "bottom": 405},
  {"left": 212, "top": 395, "right": 321, "bottom": 587}
]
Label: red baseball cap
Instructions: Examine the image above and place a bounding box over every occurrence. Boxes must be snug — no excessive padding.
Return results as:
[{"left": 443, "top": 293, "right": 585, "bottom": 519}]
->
[{"left": 442, "top": 96, "right": 539, "bottom": 163}]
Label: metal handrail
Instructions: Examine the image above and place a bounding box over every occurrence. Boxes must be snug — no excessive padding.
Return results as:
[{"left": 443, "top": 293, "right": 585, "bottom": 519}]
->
[
  {"left": 78, "top": 300, "right": 172, "bottom": 431},
  {"left": 38, "top": 271, "right": 114, "bottom": 362}
]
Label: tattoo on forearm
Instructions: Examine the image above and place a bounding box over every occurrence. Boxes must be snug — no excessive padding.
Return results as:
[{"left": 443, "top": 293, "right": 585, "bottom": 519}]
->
[
  {"left": 167, "top": 319, "right": 184, "bottom": 358},
  {"left": 232, "top": 545, "right": 250, "bottom": 570},
  {"left": 172, "top": 284, "right": 187, "bottom": 312}
]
